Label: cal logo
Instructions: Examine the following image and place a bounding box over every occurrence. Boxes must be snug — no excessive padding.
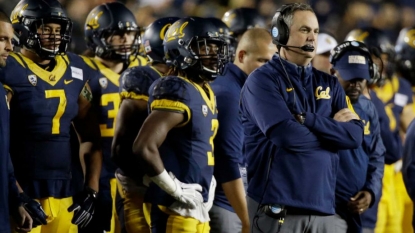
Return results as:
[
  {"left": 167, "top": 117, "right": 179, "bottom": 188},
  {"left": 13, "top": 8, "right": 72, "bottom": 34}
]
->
[
  {"left": 165, "top": 21, "right": 188, "bottom": 42},
  {"left": 405, "top": 29, "right": 415, "bottom": 49},
  {"left": 11, "top": 3, "right": 28, "bottom": 24},
  {"left": 202, "top": 105, "right": 208, "bottom": 117},
  {"left": 99, "top": 77, "right": 108, "bottom": 89},
  {"left": 315, "top": 86, "right": 331, "bottom": 100},
  {"left": 159, "top": 23, "right": 172, "bottom": 41},
  {"left": 86, "top": 10, "right": 103, "bottom": 30},
  {"left": 222, "top": 12, "right": 236, "bottom": 28},
  {"left": 28, "top": 74, "right": 37, "bottom": 86},
  {"left": 362, "top": 120, "right": 371, "bottom": 135},
  {"left": 348, "top": 29, "right": 369, "bottom": 42}
]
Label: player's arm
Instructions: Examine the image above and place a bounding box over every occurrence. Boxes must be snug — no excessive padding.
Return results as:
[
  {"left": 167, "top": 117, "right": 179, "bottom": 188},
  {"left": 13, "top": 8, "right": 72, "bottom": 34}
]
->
[
  {"left": 133, "top": 109, "right": 202, "bottom": 207},
  {"left": 133, "top": 78, "right": 202, "bottom": 208},
  {"left": 111, "top": 98, "right": 147, "bottom": 178},
  {"left": 213, "top": 89, "right": 249, "bottom": 228},
  {"left": 133, "top": 109, "right": 183, "bottom": 176},
  {"left": 241, "top": 70, "right": 323, "bottom": 153},
  {"left": 401, "top": 103, "right": 415, "bottom": 133},
  {"left": 112, "top": 68, "right": 153, "bottom": 178},
  {"left": 73, "top": 83, "right": 102, "bottom": 192}
]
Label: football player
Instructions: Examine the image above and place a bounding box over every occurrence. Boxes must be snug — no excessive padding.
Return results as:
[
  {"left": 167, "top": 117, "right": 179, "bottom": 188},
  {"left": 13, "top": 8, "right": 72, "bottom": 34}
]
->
[
  {"left": 80, "top": 2, "right": 147, "bottom": 232},
  {"left": 132, "top": 17, "right": 228, "bottom": 232},
  {"left": 395, "top": 25, "right": 415, "bottom": 233},
  {"left": 111, "top": 16, "right": 179, "bottom": 233},
  {"left": 3, "top": 0, "right": 102, "bottom": 232},
  {"left": 221, "top": 7, "right": 266, "bottom": 42}
]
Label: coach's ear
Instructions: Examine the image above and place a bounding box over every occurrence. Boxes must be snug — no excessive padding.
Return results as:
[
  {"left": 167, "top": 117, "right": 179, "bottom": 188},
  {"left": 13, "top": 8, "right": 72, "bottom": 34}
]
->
[{"left": 238, "top": 50, "right": 246, "bottom": 63}]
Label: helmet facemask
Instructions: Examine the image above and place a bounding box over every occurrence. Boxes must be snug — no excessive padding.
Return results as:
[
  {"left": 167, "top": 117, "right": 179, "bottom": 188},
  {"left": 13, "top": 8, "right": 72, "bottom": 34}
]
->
[
  {"left": 17, "top": 16, "right": 72, "bottom": 59},
  {"left": 186, "top": 37, "right": 229, "bottom": 81},
  {"left": 95, "top": 26, "right": 141, "bottom": 62}
]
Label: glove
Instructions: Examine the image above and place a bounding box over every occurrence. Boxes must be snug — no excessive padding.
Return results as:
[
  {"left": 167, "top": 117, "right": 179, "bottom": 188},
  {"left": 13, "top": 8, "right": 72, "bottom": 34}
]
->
[
  {"left": 67, "top": 186, "right": 98, "bottom": 228},
  {"left": 149, "top": 169, "right": 203, "bottom": 209},
  {"left": 168, "top": 172, "right": 203, "bottom": 209},
  {"left": 204, "top": 176, "right": 216, "bottom": 211},
  {"left": 18, "top": 192, "right": 47, "bottom": 227}
]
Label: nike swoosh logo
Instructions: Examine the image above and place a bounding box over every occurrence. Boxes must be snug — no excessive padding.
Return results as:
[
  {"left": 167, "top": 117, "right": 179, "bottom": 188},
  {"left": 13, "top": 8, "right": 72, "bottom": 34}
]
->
[
  {"left": 64, "top": 79, "right": 73, "bottom": 84},
  {"left": 286, "top": 88, "right": 293, "bottom": 92}
]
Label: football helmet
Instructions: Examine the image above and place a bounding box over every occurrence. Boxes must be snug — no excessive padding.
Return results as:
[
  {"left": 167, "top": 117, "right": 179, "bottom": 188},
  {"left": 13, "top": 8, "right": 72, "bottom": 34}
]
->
[
  {"left": 222, "top": 8, "right": 266, "bottom": 39},
  {"left": 142, "top": 17, "right": 179, "bottom": 64},
  {"left": 10, "top": 0, "right": 73, "bottom": 59},
  {"left": 395, "top": 26, "right": 415, "bottom": 86},
  {"left": 163, "top": 17, "right": 229, "bottom": 81},
  {"left": 85, "top": 2, "right": 140, "bottom": 62},
  {"left": 208, "top": 17, "right": 236, "bottom": 61},
  {"left": 345, "top": 27, "right": 395, "bottom": 80}
]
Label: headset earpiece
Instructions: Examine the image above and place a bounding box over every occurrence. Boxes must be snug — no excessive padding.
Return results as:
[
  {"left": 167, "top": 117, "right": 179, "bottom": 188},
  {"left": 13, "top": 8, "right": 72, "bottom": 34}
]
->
[{"left": 271, "top": 4, "right": 293, "bottom": 46}]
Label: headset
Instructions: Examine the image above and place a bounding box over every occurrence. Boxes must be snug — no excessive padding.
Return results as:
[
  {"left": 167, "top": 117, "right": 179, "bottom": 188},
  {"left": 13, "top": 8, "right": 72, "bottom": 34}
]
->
[
  {"left": 271, "top": 3, "right": 315, "bottom": 52},
  {"left": 330, "top": 40, "right": 381, "bottom": 85}
]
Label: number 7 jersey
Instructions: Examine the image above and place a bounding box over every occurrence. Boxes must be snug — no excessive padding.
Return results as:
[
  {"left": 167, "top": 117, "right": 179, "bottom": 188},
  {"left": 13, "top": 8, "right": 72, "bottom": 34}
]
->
[{"left": 0, "top": 52, "right": 93, "bottom": 198}]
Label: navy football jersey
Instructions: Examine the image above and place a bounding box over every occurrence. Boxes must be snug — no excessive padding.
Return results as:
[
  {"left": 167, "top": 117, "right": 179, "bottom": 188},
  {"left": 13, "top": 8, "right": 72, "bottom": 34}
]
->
[
  {"left": 82, "top": 56, "right": 147, "bottom": 179},
  {"left": 145, "top": 76, "right": 218, "bottom": 206},
  {"left": 374, "top": 76, "right": 413, "bottom": 133},
  {"left": 0, "top": 52, "right": 92, "bottom": 198},
  {"left": 119, "top": 65, "right": 162, "bottom": 101}
]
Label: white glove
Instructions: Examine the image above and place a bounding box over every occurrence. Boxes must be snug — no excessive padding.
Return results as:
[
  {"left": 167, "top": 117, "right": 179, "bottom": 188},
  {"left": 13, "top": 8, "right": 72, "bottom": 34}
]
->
[
  {"left": 204, "top": 176, "right": 216, "bottom": 211},
  {"left": 150, "top": 169, "right": 203, "bottom": 209}
]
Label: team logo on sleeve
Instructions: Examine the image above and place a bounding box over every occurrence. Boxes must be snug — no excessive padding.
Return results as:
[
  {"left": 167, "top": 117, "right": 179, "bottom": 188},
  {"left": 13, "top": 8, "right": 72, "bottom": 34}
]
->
[
  {"left": 202, "top": 105, "right": 208, "bottom": 117},
  {"left": 362, "top": 120, "right": 371, "bottom": 135},
  {"left": 99, "top": 77, "right": 108, "bottom": 89},
  {"left": 27, "top": 74, "right": 37, "bottom": 86},
  {"left": 315, "top": 86, "right": 331, "bottom": 100}
]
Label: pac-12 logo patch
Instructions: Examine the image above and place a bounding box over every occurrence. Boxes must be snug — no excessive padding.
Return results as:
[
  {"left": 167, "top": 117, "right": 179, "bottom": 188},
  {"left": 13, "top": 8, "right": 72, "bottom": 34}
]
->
[
  {"left": 28, "top": 74, "right": 37, "bottom": 86},
  {"left": 202, "top": 105, "right": 208, "bottom": 117},
  {"left": 99, "top": 77, "right": 108, "bottom": 89}
]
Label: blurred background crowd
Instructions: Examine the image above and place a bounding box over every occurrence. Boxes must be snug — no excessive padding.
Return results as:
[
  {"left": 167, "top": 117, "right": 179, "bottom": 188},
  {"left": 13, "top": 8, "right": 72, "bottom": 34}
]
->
[{"left": 1, "top": 0, "right": 415, "bottom": 54}]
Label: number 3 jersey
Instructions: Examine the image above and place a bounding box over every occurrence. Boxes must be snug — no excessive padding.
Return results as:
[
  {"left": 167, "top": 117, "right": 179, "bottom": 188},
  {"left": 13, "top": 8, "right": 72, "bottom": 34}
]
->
[
  {"left": 82, "top": 56, "right": 147, "bottom": 180},
  {"left": 145, "top": 76, "right": 218, "bottom": 207},
  {"left": 0, "top": 52, "right": 93, "bottom": 198}
]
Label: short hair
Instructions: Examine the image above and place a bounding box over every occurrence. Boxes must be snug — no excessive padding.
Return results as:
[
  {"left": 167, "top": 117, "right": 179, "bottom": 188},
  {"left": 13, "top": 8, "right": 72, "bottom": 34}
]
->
[
  {"left": 281, "top": 3, "right": 314, "bottom": 28},
  {"left": 0, "top": 9, "right": 11, "bottom": 24},
  {"left": 237, "top": 28, "right": 272, "bottom": 53}
]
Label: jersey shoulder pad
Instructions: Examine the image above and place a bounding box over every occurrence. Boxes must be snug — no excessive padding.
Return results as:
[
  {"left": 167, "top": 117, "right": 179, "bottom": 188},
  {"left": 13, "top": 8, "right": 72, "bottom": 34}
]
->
[
  {"left": 151, "top": 76, "right": 190, "bottom": 103},
  {"left": 120, "top": 66, "right": 161, "bottom": 100}
]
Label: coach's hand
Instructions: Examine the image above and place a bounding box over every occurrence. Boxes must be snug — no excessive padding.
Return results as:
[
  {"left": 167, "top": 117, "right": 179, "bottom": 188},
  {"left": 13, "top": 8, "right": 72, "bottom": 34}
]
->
[
  {"left": 68, "top": 186, "right": 98, "bottom": 228},
  {"left": 334, "top": 108, "right": 359, "bottom": 122}
]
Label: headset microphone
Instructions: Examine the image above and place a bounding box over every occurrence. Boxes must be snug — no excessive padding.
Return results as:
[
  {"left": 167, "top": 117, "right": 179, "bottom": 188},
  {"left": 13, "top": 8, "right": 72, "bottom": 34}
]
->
[{"left": 280, "top": 44, "right": 315, "bottom": 52}]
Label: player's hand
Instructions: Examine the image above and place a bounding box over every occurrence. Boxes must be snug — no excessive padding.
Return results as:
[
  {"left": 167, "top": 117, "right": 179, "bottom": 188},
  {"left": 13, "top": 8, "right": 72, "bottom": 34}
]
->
[
  {"left": 348, "top": 191, "right": 372, "bottom": 214},
  {"left": 14, "top": 206, "right": 33, "bottom": 232},
  {"left": 168, "top": 172, "right": 203, "bottom": 209},
  {"left": 334, "top": 108, "right": 359, "bottom": 122},
  {"left": 18, "top": 192, "right": 47, "bottom": 228},
  {"left": 67, "top": 186, "right": 98, "bottom": 228}
]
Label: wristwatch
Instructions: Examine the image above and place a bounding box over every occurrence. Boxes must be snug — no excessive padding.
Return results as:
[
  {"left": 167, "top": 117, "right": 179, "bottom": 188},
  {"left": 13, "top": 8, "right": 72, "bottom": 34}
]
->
[{"left": 294, "top": 113, "right": 306, "bottom": 125}]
